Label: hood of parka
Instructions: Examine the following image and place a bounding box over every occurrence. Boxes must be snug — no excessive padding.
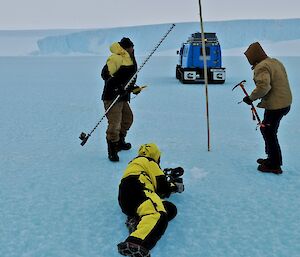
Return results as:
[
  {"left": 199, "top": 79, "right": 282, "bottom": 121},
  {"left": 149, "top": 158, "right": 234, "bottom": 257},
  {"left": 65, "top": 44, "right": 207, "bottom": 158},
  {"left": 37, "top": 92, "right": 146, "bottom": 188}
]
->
[
  {"left": 110, "top": 42, "right": 130, "bottom": 57},
  {"left": 138, "top": 143, "right": 161, "bottom": 163},
  {"left": 244, "top": 42, "right": 268, "bottom": 67},
  {"left": 106, "top": 42, "right": 134, "bottom": 76}
]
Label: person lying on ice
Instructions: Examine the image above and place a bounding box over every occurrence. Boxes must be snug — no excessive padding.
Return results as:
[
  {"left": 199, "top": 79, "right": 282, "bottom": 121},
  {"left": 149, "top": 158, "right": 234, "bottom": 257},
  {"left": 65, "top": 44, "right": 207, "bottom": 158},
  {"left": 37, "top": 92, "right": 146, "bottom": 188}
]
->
[{"left": 117, "top": 143, "right": 184, "bottom": 257}]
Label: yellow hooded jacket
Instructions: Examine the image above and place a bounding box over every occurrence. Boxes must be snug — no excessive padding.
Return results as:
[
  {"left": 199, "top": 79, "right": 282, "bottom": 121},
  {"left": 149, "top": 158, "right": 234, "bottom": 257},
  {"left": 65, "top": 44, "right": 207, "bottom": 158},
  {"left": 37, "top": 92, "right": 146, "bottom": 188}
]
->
[
  {"left": 122, "top": 144, "right": 168, "bottom": 196},
  {"left": 107, "top": 42, "right": 135, "bottom": 76},
  {"left": 119, "top": 144, "right": 172, "bottom": 217},
  {"left": 101, "top": 42, "right": 137, "bottom": 101}
]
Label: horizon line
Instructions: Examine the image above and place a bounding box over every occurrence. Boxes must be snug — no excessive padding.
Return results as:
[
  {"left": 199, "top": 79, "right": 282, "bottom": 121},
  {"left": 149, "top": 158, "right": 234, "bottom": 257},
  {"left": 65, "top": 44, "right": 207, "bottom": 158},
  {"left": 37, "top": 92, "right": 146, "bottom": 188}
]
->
[{"left": 0, "top": 17, "right": 300, "bottom": 32}]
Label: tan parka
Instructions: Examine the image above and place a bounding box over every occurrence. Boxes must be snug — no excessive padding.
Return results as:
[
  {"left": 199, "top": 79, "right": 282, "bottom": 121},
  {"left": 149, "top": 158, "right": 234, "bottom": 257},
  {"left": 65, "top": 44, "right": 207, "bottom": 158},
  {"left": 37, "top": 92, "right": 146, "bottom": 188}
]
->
[{"left": 244, "top": 42, "right": 292, "bottom": 110}]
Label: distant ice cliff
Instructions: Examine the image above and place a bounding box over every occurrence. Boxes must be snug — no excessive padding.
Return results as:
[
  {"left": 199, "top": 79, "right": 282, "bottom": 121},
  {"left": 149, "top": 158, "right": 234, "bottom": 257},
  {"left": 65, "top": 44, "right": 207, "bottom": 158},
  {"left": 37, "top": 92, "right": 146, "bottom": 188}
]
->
[
  {"left": 36, "top": 19, "right": 300, "bottom": 56},
  {"left": 0, "top": 19, "right": 300, "bottom": 56}
]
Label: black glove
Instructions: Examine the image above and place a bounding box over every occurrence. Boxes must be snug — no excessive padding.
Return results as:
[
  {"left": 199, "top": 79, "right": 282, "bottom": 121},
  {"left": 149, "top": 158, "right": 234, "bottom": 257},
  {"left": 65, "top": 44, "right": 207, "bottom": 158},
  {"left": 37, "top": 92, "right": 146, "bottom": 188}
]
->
[
  {"left": 243, "top": 96, "right": 253, "bottom": 105},
  {"left": 115, "top": 85, "right": 128, "bottom": 96}
]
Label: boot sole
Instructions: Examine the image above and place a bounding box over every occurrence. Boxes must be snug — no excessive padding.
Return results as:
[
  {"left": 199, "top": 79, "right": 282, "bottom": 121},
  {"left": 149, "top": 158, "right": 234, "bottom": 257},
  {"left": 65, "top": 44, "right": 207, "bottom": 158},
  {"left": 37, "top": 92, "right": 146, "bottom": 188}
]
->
[
  {"left": 257, "top": 165, "right": 282, "bottom": 175},
  {"left": 117, "top": 242, "right": 150, "bottom": 257}
]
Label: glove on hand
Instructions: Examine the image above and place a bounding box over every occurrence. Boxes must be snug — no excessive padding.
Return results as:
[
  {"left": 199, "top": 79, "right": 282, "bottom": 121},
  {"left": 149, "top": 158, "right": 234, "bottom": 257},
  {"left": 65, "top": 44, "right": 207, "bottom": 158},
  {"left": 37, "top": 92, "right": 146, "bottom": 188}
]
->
[{"left": 243, "top": 96, "right": 253, "bottom": 105}]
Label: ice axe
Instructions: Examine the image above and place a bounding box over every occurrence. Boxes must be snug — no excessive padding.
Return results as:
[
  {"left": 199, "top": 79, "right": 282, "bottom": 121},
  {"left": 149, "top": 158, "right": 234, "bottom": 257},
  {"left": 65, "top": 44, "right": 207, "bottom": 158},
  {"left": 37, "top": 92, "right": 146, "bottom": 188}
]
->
[{"left": 232, "top": 80, "right": 264, "bottom": 128}]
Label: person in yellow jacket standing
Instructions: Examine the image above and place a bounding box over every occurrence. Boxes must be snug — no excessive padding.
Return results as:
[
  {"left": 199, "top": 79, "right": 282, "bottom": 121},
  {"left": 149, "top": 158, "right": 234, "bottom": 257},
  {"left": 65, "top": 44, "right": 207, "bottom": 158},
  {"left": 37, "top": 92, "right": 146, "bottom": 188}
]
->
[
  {"left": 101, "top": 37, "right": 142, "bottom": 162},
  {"left": 117, "top": 143, "right": 184, "bottom": 257},
  {"left": 243, "top": 42, "right": 292, "bottom": 174}
]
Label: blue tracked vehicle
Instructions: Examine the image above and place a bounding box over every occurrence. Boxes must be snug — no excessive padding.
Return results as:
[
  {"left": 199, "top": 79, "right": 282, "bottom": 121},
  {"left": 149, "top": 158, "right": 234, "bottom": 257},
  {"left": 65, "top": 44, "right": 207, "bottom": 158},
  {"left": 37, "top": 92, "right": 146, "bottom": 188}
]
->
[{"left": 176, "top": 32, "right": 226, "bottom": 84}]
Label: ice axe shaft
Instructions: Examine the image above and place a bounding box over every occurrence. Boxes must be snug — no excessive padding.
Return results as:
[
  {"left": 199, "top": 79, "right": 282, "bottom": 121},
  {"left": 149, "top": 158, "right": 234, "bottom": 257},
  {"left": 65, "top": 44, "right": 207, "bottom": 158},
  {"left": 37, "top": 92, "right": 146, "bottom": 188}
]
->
[{"left": 232, "top": 80, "right": 263, "bottom": 127}]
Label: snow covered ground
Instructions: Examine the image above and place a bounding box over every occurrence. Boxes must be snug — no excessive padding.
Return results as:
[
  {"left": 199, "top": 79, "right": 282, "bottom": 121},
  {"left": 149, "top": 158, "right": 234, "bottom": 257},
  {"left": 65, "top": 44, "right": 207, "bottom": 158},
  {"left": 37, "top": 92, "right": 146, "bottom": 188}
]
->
[
  {"left": 1, "top": 54, "right": 299, "bottom": 257},
  {"left": 1, "top": 19, "right": 300, "bottom": 257}
]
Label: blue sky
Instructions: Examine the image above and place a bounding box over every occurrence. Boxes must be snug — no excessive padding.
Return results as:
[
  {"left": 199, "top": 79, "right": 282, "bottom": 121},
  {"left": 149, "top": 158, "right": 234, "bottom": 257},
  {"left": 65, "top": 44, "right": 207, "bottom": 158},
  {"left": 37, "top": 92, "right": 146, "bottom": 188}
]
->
[{"left": 0, "top": 0, "right": 299, "bottom": 29}]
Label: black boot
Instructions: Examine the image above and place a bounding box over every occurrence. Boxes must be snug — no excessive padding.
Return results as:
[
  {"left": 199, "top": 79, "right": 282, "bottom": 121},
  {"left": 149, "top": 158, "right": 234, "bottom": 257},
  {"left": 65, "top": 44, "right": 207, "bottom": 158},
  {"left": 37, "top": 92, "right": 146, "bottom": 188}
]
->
[
  {"left": 257, "top": 158, "right": 269, "bottom": 164},
  {"left": 118, "top": 134, "right": 131, "bottom": 151},
  {"left": 107, "top": 140, "right": 119, "bottom": 162},
  {"left": 117, "top": 241, "right": 150, "bottom": 257},
  {"left": 257, "top": 163, "right": 282, "bottom": 175}
]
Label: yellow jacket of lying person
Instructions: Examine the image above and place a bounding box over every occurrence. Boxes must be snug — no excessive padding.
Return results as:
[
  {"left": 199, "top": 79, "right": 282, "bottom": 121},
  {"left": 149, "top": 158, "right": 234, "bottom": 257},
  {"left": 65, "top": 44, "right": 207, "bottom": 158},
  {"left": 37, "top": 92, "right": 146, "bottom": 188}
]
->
[{"left": 118, "top": 143, "right": 178, "bottom": 251}]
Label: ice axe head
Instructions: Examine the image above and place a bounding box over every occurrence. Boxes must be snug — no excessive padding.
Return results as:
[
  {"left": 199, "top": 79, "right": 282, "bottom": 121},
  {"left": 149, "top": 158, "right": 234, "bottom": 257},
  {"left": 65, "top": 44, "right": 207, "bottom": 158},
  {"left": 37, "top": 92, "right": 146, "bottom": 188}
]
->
[
  {"left": 232, "top": 80, "right": 246, "bottom": 91},
  {"left": 79, "top": 132, "right": 90, "bottom": 146}
]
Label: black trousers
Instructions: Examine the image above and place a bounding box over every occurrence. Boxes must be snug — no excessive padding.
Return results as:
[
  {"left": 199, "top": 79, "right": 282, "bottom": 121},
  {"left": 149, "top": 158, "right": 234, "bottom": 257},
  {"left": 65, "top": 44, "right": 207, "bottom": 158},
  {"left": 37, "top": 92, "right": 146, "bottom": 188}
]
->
[
  {"left": 260, "top": 106, "right": 290, "bottom": 167},
  {"left": 119, "top": 176, "right": 177, "bottom": 250}
]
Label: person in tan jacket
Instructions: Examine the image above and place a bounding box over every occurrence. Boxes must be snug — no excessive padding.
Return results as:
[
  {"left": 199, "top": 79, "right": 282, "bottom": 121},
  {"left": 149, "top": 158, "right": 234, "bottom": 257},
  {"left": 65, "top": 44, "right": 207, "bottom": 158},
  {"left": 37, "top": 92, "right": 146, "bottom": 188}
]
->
[{"left": 243, "top": 42, "right": 292, "bottom": 174}]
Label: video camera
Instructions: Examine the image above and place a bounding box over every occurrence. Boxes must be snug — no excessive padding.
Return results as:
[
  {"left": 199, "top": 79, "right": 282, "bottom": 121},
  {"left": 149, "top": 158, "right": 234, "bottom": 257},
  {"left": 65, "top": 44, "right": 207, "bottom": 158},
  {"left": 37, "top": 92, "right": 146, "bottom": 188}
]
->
[
  {"left": 163, "top": 167, "right": 184, "bottom": 193},
  {"left": 163, "top": 167, "right": 184, "bottom": 183}
]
